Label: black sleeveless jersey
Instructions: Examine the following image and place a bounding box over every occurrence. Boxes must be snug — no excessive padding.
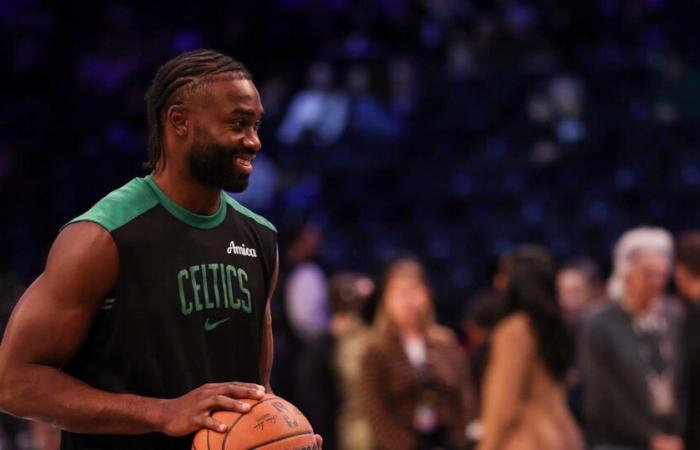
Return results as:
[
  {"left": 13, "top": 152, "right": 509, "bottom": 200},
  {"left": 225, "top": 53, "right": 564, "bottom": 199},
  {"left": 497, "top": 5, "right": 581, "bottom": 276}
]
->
[{"left": 60, "top": 176, "right": 277, "bottom": 450}]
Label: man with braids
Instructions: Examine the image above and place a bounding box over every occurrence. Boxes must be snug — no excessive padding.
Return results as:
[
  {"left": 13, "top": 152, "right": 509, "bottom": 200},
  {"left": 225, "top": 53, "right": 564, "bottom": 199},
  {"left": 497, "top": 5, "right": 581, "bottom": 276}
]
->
[{"left": 0, "top": 49, "right": 321, "bottom": 450}]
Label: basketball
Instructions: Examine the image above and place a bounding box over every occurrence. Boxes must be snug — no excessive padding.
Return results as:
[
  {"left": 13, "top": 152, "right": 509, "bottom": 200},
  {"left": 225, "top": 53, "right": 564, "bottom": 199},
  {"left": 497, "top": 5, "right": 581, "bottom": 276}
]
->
[{"left": 191, "top": 394, "right": 317, "bottom": 450}]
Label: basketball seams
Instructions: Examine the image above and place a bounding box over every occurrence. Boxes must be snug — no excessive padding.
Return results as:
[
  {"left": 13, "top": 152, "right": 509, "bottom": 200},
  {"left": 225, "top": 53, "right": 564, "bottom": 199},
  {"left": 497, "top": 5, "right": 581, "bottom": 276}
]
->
[
  {"left": 245, "top": 431, "right": 315, "bottom": 450},
  {"left": 220, "top": 396, "right": 280, "bottom": 449},
  {"left": 206, "top": 396, "right": 313, "bottom": 450}
]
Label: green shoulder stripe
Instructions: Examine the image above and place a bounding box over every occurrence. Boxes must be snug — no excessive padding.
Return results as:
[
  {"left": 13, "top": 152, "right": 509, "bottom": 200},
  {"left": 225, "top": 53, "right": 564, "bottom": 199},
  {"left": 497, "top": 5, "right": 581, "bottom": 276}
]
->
[
  {"left": 224, "top": 196, "right": 277, "bottom": 233},
  {"left": 64, "top": 178, "right": 158, "bottom": 232}
]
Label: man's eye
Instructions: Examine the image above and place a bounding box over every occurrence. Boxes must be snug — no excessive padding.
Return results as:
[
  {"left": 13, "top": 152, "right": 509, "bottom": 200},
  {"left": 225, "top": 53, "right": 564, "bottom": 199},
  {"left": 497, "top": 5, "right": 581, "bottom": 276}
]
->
[{"left": 254, "top": 120, "right": 262, "bottom": 130}]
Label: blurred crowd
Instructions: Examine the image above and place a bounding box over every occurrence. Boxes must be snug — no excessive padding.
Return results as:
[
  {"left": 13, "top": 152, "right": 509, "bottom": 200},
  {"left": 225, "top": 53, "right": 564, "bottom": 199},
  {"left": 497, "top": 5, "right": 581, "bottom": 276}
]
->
[
  {"left": 261, "top": 225, "right": 700, "bottom": 450},
  {"left": 2, "top": 0, "right": 700, "bottom": 449}
]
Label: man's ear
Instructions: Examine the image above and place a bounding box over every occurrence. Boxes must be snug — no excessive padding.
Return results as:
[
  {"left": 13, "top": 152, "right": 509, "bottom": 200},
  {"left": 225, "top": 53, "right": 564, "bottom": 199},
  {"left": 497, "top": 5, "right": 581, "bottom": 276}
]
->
[{"left": 166, "top": 104, "right": 189, "bottom": 137}]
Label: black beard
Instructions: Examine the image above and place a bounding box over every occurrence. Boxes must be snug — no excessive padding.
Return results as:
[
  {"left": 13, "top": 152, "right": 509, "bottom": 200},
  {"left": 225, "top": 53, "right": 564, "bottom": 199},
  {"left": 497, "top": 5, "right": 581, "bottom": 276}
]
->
[{"left": 188, "top": 138, "right": 250, "bottom": 193}]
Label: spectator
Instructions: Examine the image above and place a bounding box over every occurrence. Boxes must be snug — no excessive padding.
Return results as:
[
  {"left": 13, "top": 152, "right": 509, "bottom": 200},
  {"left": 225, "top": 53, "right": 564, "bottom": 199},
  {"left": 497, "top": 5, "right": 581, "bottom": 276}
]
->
[
  {"left": 460, "top": 290, "right": 504, "bottom": 447},
  {"left": 345, "top": 64, "right": 402, "bottom": 142},
  {"left": 557, "top": 256, "right": 606, "bottom": 425},
  {"left": 673, "top": 231, "right": 700, "bottom": 450},
  {"left": 557, "top": 256, "right": 604, "bottom": 326},
  {"left": 360, "top": 256, "right": 473, "bottom": 450},
  {"left": 284, "top": 222, "right": 329, "bottom": 343},
  {"left": 581, "top": 227, "right": 683, "bottom": 450},
  {"left": 270, "top": 222, "right": 328, "bottom": 402},
  {"left": 295, "top": 272, "right": 375, "bottom": 450},
  {"left": 277, "top": 61, "right": 349, "bottom": 146},
  {"left": 476, "top": 245, "right": 582, "bottom": 450},
  {"left": 460, "top": 290, "right": 504, "bottom": 409}
]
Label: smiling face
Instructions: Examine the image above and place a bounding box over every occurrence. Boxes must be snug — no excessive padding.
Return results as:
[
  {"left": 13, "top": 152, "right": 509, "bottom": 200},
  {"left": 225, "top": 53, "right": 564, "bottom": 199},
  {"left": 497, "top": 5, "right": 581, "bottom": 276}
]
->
[{"left": 185, "top": 77, "right": 264, "bottom": 192}]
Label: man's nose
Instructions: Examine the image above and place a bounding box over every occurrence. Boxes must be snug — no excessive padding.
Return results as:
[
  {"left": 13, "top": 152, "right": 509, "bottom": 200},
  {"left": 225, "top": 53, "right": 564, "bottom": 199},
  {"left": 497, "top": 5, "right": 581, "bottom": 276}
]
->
[{"left": 243, "top": 129, "right": 261, "bottom": 151}]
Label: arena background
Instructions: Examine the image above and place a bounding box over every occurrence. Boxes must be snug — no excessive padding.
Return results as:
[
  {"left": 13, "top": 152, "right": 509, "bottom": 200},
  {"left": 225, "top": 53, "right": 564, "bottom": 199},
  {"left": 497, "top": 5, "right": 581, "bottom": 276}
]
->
[{"left": 1, "top": 0, "right": 699, "bottom": 447}]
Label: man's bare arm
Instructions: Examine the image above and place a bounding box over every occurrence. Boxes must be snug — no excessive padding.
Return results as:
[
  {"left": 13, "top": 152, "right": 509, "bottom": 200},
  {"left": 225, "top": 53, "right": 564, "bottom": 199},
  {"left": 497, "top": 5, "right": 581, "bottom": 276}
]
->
[{"left": 0, "top": 222, "right": 263, "bottom": 436}]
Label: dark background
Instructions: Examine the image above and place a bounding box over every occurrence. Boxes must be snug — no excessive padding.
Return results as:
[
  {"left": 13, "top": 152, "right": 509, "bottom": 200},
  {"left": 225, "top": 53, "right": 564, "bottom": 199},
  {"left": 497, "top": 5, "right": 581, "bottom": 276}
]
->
[{"left": 2, "top": 0, "right": 700, "bottom": 327}]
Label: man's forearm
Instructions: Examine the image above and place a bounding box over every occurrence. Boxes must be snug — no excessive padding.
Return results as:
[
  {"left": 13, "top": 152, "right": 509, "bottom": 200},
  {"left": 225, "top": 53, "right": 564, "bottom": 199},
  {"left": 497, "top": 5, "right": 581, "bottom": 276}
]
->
[{"left": 0, "top": 364, "right": 164, "bottom": 435}]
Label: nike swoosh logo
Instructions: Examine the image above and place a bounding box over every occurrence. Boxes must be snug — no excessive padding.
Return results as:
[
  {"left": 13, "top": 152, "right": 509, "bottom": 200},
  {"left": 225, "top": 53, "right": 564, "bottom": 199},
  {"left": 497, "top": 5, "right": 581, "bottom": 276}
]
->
[{"left": 204, "top": 317, "right": 231, "bottom": 331}]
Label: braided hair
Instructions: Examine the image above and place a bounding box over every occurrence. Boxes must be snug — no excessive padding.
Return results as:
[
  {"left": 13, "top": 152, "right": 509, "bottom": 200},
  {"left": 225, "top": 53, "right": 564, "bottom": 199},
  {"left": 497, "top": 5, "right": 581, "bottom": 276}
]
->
[{"left": 144, "top": 49, "right": 252, "bottom": 171}]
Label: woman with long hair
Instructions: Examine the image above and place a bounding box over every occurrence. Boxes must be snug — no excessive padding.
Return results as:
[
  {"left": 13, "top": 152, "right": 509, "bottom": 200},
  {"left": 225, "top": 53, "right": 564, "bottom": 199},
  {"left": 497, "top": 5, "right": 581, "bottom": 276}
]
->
[
  {"left": 359, "top": 256, "right": 474, "bottom": 450},
  {"left": 477, "top": 246, "right": 583, "bottom": 450}
]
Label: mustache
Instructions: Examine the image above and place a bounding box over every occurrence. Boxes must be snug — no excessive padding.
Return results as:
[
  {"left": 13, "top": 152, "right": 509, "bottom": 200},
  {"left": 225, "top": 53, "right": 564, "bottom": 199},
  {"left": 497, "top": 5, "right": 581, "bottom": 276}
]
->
[
  {"left": 191, "top": 138, "right": 253, "bottom": 155},
  {"left": 212, "top": 146, "right": 255, "bottom": 158}
]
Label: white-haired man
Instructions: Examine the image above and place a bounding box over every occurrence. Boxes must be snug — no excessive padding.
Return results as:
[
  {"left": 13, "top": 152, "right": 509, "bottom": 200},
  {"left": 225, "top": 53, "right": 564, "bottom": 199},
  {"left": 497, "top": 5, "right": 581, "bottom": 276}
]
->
[{"left": 580, "top": 227, "right": 683, "bottom": 450}]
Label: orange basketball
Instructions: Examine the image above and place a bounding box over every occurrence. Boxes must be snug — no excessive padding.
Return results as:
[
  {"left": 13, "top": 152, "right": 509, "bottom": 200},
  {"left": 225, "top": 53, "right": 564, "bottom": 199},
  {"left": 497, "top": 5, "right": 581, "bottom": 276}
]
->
[{"left": 191, "top": 394, "right": 317, "bottom": 450}]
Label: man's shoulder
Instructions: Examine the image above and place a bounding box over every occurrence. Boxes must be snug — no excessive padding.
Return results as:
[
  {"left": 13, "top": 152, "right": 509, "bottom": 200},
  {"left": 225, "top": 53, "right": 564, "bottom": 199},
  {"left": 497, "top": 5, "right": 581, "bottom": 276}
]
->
[
  {"left": 587, "top": 301, "right": 621, "bottom": 320},
  {"left": 224, "top": 196, "right": 277, "bottom": 234},
  {"left": 64, "top": 177, "right": 158, "bottom": 233},
  {"left": 582, "top": 302, "right": 628, "bottom": 337}
]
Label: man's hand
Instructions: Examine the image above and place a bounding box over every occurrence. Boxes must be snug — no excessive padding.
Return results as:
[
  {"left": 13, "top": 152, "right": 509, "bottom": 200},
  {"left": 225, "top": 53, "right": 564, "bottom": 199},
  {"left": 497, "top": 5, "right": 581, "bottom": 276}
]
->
[
  {"left": 314, "top": 434, "right": 323, "bottom": 449},
  {"left": 651, "top": 434, "right": 684, "bottom": 450},
  {"left": 158, "top": 382, "right": 265, "bottom": 436}
]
